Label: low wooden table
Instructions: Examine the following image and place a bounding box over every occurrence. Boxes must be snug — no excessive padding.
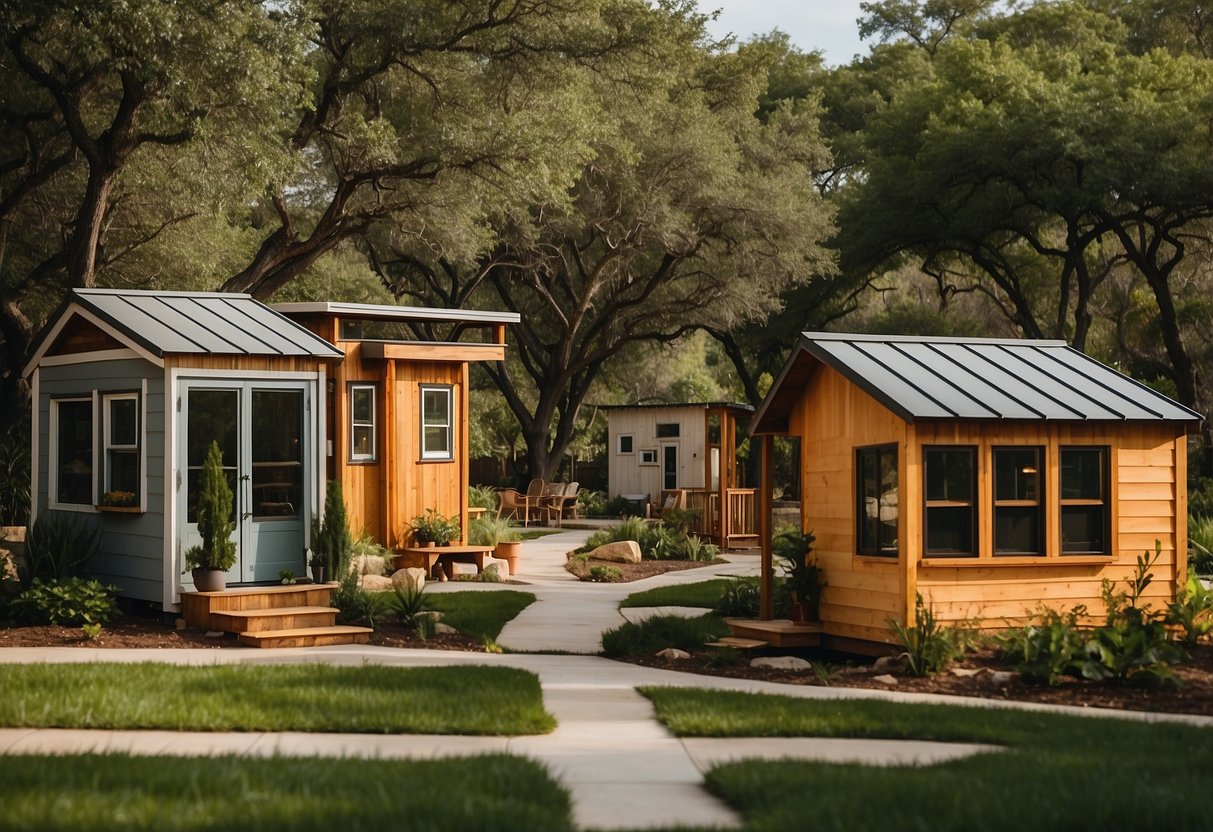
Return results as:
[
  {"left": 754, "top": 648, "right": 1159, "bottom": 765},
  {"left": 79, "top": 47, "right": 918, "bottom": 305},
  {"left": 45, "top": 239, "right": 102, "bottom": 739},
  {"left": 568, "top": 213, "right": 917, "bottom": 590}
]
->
[{"left": 395, "top": 545, "right": 495, "bottom": 581}]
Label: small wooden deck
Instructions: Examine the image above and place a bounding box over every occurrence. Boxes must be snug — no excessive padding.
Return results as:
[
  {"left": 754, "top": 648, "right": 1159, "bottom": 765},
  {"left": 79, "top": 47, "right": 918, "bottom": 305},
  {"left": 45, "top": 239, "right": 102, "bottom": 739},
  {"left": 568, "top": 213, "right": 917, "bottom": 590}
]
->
[
  {"left": 725, "top": 619, "right": 824, "bottom": 648},
  {"left": 181, "top": 584, "right": 372, "bottom": 648}
]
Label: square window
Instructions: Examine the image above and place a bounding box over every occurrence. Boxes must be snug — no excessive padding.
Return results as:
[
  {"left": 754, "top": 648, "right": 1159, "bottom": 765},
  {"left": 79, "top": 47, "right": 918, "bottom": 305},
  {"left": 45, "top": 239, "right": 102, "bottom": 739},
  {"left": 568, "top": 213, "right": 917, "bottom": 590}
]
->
[
  {"left": 640, "top": 448, "right": 657, "bottom": 465},
  {"left": 617, "top": 434, "right": 634, "bottom": 454},
  {"left": 420, "top": 386, "right": 453, "bottom": 460}
]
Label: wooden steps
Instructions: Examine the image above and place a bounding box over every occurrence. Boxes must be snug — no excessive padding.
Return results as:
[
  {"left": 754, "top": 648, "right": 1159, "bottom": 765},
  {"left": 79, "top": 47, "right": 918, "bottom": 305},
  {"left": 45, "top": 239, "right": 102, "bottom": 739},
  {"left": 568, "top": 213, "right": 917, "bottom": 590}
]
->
[
  {"left": 725, "top": 619, "right": 824, "bottom": 648},
  {"left": 181, "top": 584, "right": 372, "bottom": 649}
]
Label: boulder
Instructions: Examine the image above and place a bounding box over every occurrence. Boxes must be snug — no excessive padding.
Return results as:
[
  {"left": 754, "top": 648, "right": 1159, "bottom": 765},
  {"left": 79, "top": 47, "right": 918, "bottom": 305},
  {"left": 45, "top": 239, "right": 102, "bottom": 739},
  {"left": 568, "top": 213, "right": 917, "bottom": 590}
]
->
[
  {"left": 872, "top": 655, "right": 899, "bottom": 671},
  {"left": 351, "top": 554, "right": 389, "bottom": 577},
  {"left": 359, "top": 574, "right": 393, "bottom": 591},
  {"left": 391, "top": 568, "right": 427, "bottom": 592},
  {"left": 872, "top": 674, "right": 899, "bottom": 685},
  {"left": 483, "top": 560, "right": 510, "bottom": 580},
  {"left": 950, "top": 667, "right": 982, "bottom": 678},
  {"left": 988, "top": 671, "right": 1015, "bottom": 685},
  {"left": 434, "top": 622, "right": 458, "bottom": 635},
  {"left": 750, "top": 656, "right": 812, "bottom": 672},
  {"left": 656, "top": 648, "right": 691, "bottom": 660},
  {"left": 589, "top": 540, "right": 642, "bottom": 564}
]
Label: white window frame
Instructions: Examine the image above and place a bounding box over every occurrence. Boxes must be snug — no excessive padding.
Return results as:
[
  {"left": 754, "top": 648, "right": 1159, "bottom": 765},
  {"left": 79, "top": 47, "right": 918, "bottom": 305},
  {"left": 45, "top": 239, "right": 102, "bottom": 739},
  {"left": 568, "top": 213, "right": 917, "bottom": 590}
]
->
[
  {"left": 349, "top": 383, "right": 377, "bottom": 462},
  {"left": 420, "top": 385, "right": 454, "bottom": 461},
  {"left": 49, "top": 395, "right": 96, "bottom": 511},
  {"left": 639, "top": 448, "right": 658, "bottom": 465},
  {"left": 617, "top": 434, "right": 635, "bottom": 455},
  {"left": 102, "top": 391, "right": 141, "bottom": 498}
]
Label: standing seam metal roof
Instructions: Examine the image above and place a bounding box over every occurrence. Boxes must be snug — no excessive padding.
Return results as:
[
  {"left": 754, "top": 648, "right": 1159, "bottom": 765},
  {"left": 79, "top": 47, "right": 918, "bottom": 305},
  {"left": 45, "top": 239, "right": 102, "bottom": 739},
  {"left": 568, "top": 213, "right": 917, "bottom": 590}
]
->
[{"left": 757, "top": 331, "right": 1200, "bottom": 427}]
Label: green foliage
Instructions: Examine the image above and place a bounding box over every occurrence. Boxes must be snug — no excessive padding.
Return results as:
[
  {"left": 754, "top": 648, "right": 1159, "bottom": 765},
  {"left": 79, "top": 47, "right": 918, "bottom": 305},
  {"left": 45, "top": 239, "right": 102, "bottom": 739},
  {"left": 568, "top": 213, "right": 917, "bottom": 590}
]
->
[
  {"left": 600, "top": 614, "right": 731, "bottom": 658},
  {"left": 330, "top": 571, "right": 384, "bottom": 628},
  {"left": 422, "top": 590, "right": 535, "bottom": 641},
  {"left": 384, "top": 585, "right": 429, "bottom": 632},
  {"left": 467, "top": 511, "right": 520, "bottom": 547},
  {"left": 641, "top": 524, "right": 686, "bottom": 561},
  {"left": 468, "top": 485, "right": 498, "bottom": 510},
  {"left": 311, "top": 481, "right": 353, "bottom": 579},
  {"left": 659, "top": 507, "right": 699, "bottom": 535},
  {"left": 1166, "top": 574, "right": 1213, "bottom": 645},
  {"left": 0, "top": 432, "right": 30, "bottom": 525},
  {"left": 410, "top": 509, "right": 460, "bottom": 545},
  {"left": 681, "top": 535, "right": 719, "bottom": 563},
  {"left": 184, "top": 441, "right": 236, "bottom": 572},
  {"left": 772, "top": 526, "right": 823, "bottom": 619},
  {"left": 998, "top": 606, "right": 1089, "bottom": 686},
  {"left": 577, "top": 489, "right": 607, "bottom": 517},
  {"left": 714, "top": 577, "right": 761, "bottom": 618},
  {"left": 603, "top": 495, "right": 642, "bottom": 517},
  {"left": 888, "top": 593, "right": 962, "bottom": 676},
  {"left": 1188, "top": 514, "right": 1213, "bottom": 576},
  {"left": 24, "top": 511, "right": 101, "bottom": 586},
  {"left": 587, "top": 565, "right": 623, "bottom": 582},
  {"left": 620, "top": 579, "right": 735, "bottom": 609},
  {"left": 10, "top": 578, "right": 119, "bottom": 627}
]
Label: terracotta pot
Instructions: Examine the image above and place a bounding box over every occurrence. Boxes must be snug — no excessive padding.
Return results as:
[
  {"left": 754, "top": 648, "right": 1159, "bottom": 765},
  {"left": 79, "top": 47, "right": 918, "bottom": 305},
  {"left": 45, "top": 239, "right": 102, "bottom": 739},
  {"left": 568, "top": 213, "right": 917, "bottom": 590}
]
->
[
  {"left": 191, "top": 568, "right": 227, "bottom": 593},
  {"left": 495, "top": 541, "right": 522, "bottom": 575}
]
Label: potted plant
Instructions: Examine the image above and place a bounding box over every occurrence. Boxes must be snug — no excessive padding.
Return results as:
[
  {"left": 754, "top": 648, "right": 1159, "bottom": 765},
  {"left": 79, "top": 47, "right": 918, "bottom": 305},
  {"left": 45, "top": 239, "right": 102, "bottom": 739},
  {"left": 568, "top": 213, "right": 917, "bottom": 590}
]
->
[
  {"left": 308, "top": 550, "right": 326, "bottom": 584},
  {"left": 773, "top": 527, "right": 823, "bottom": 622},
  {"left": 183, "top": 440, "right": 237, "bottom": 592},
  {"left": 469, "top": 511, "right": 523, "bottom": 575},
  {"left": 410, "top": 509, "right": 458, "bottom": 547}
]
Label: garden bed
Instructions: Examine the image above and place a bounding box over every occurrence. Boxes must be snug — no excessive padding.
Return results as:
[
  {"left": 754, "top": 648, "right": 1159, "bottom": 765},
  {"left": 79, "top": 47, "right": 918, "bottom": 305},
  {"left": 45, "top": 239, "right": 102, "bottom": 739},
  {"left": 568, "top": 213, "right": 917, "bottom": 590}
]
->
[{"left": 565, "top": 556, "right": 727, "bottom": 582}]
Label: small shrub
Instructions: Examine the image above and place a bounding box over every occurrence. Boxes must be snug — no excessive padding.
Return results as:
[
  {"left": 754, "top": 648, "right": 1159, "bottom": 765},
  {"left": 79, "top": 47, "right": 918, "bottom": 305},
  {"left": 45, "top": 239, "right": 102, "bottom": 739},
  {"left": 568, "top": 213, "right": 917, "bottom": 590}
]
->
[
  {"left": 384, "top": 584, "right": 428, "bottom": 632},
  {"left": 331, "top": 571, "right": 384, "bottom": 628},
  {"left": 24, "top": 511, "right": 102, "bottom": 586},
  {"left": 706, "top": 646, "right": 740, "bottom": 667},
  {"left": 577, "top": 489, "right": 607, "bottom": 517},
  {"left": 587, "top": 565, "right": 623, "bottom": 582},
  {"left": 600, "top": 614, "right": 730, "bottom": 658},
  {"left": 641, "top": 524, "right": 685, "bottom": 560},
  {"left": 604, "top": 495, "right": 640, "bottom": 517},
  {"left": 682, "top": 535, "right": 718, "bottom": 563},
  {"left": 661, "top": 507, "right": 699, "bottom": 535},
  {"left": 1188, "top": 514, "right": 1213, "bottom": 576},
  {"left": 0, "top": 431, "right": 30, "bottom": 526},
  {"left": 11, "top": 577, "right": 119, "bottom": 627},
  {"left": 184, "top": 440, "right": 236, "bottom": 572},
  {"left": 1166, "top": 574, "right": 1213, "bottom": 645},
  {"left": 998, "top": 606, "right": 1088, "bottom": 686},
  {"left": 714, "top": 578, "right": 760, "bottom": 618},
  {"left": 468, "top": 512, "right": 520, "bottom": 547},
  {"left": 468, "top": 485, "right": 498, "bottom": 511},
  {"left": 312, "top": 481, "right": 353, "bottom": 579},
  {"left": 888, "top": 593, "right": 961, "bottom": 676}
]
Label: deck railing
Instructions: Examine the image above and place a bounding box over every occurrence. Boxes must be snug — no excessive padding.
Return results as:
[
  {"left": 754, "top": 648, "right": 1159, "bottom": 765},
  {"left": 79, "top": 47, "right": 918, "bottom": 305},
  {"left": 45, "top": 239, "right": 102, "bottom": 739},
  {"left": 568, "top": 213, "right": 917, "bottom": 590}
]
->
[{"left": 682, "top": 488, "right": 758, "bottom": 548}]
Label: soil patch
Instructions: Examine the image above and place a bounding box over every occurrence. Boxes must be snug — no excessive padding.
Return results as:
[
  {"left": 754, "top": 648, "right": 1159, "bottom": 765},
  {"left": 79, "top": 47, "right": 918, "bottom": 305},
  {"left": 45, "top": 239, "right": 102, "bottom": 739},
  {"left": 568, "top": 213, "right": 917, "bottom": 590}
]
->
[{"left": 565, "top": 557, "right": 728, "bottom": 582}]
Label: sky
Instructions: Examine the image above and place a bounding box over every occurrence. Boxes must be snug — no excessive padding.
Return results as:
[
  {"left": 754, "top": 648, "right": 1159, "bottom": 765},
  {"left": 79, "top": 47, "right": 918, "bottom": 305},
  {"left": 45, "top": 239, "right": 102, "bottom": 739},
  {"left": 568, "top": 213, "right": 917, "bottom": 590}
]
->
[{"left": 697, "top": 0, "right": 870, "bottom": 66}]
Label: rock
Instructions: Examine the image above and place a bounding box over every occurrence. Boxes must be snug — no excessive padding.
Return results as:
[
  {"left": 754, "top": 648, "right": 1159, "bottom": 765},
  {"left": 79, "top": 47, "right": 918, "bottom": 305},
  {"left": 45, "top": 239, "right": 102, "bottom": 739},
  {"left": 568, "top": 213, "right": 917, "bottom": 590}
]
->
[
  {"left": 872, "top": 655, "right": 899, "bottom": 671},
  {"left": 950, "top": 667, "right": 982, "bottom": 678},
  {"left": 352, "top": 554, "right": 389, "bottom": 577},
  {"left": 483, "top": 561, "right": 509, "bottom": 580},
  {"left": 751, "top": 656, "right": 812, "bottom": 671},
  {"left": 434, "top": 622, "right": 458, "bottom": 635},
  {"left": 872, "top": 674, "right": 899, "bottom": 685},
  {"left": 988, "top": 671, "right": 1015, "bottom": 685},
  {"left": 657, "top": 648, "right": 691, "bottom": 660},
  {"left": 204, "top": 631, "right": 224, "bottom": 638},
  {"left": 589, "top": 540, "right": 642, "bottom": 564},
  {"left": 359, "top": 574, "right": 393, "bottom": 591},
  {"left": 391, "top": 568, "right": 426, "bottom": 592},
  {"left": 174, "top": 618, "right": 187, "bottom": 631}
]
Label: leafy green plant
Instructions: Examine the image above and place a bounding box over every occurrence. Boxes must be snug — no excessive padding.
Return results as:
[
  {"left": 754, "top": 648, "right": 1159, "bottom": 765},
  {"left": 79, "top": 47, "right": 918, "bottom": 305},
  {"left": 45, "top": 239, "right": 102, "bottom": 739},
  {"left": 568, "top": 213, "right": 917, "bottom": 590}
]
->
[
  {"left": 183, "top": 440, "right": 236, "bottom": 572},
  {"left": 10, "top": 577, "right": 119, "bottom": 626},
  {"left": 998, "top": 606, "right": 1088, "bottom": 685},
  {"left": 587, "top": 564, "right": 623, "bottom": 582},
  {"left": 1166, "top": 574, "right": 1213, "bottom": 645},
  {"left": 81, "top": 622, "right": 103, "bottom": 640},
  {"left": 384, "top": 584, "right": 428, "bottom": 632},
  {"left": 604, "top": 494, "right": 641, "bottom": 517},
  {"left": 577, "top": 489, "right": 606, "bottom": 517},
  {"left": 0, "top": 431, "right": 30, "bottom": 526},
  {"left": 410, "top": 508, "right": 460, "bottom": 545},
  {"left": 888, "top": 593, "right": 962, "bottom": 676},
  {"left": 1188, "top": 514, "right": 1213, "bottom": 576},
  {"left": 600, "top": 614, "right": 730, "bottom": 658},
  {"left": 641, "top": 523, "right": 685, "bottom": 560},
  {"left": 468, "top": 511, "right": 521, "bottom": 547},
  {"left": 660, "top": 507, "right": 700, "bottom": 535},
  {"left": 772, "top": 526, "right": 822, "bottom": 619},
  {"left": 468, "top": 484, "right": 498, "bottom": 510},
  {"left": 714, "top": 577, "right": 760, "bottom": 618},
  {"left": 331, "top": 570, "right": 385, "bottom": 628},
  {"left": 681, "top": 534, "right": 718, "bottom": 563},
  {"left": 706, "top": 646, "right": 740, "bottom": 667},
  {"left": 23, "top": 510, "right": 102, "bottom": 586},
  {"left": 311, "top": 480, "right": 353, "bottom": 578}
]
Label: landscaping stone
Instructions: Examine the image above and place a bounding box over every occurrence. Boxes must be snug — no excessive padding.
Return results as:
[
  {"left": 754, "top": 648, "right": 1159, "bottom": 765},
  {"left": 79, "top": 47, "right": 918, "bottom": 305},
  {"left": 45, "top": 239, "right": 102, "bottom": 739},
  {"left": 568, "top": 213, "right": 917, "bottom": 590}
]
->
[
  {"left": 589, "top": 540, "right": 642, "bottom": 564},
  {"left": 352, "top": 554, "right": 389, "bottom": 576},
  {"left": 360, "top": 574, "right": 393, "bottom": 591},
  {"left": 873, "top": 674, "right": 899, "bottom": 685},
  {"left": 951, "top": 667, "right": 983, "bottom": 678},
  {"left": 872, "top": 655, "right": 899, "bottom": 670},
  {"left": 391, "top": 568, "right": 426, "bottom": 592},
  {"left": 751, "top": 656, "right": 812, "bottom": 672},
  {"left": 484, "top": 560, "right": 510, "bottom": 580},
  {"left": 656, "top": 648, "right": 691, "bottom": 660},
  {"left": 989, "top": 671, "right": 1015, "bottom": 685},
  {"left": 434, "top": 622, "right": 458, "bottom": 635}
]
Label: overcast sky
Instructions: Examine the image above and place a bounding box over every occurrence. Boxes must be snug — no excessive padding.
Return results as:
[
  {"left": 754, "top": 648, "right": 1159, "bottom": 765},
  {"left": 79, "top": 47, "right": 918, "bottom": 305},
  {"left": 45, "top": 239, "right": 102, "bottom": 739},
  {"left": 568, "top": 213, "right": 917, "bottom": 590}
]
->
[{"left": 697, "top": 0, "right": 871, "bottom": 66}]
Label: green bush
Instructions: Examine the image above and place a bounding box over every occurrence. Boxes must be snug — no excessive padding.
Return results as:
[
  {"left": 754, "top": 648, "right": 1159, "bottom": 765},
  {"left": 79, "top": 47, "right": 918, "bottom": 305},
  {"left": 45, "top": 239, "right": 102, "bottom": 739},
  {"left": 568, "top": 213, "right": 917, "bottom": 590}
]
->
[
  {"left": 312, "top": 480, "right": 353, "bottom": 578},
  {"left": 888, "top": 593, "right": 962, "bottom": 676},
  {"left": 1188, "top": 514, "right": 1213, "bottom": 576},
  {"left": 331, "top": 570, "right": 385, "bottom": 628},
  {"left": 641, "top": 523, "right": 685, "bottom": 560},
  {"left": 600, "top": 614, "right": 730, "bottom": 658},
  {"left": 577, "top": 489, "right": 606, "bottom": 517},
  {"left": 468, "top": 512, "right": 520, "bottom": 547},
  {"left": 468, "top": 485, "right": 498, "bottom": 511},
  {"left": 587, "top": 565, "right": 623, "bottom": 582},
  {"left": 1166, "top": 574, "right": 1213, "bottom": 645},
  {"left": 11, "top": 577, "right": 119, "bottom": 626},
  {"left": 0, "top": 432, "right": 30, "bottom": 526},
  {"left": 384, "top": 584, "right": 429, "bottom": 631},
  {"left": 24, "top": 510, "right": 102, "bottom": 586},
  {"left": 603, "top": 495, "right": 640, "bottom": 517},
  {"left": 714, "top": 577, "right": 760, "bottom": 618},
  {"left": 998, "top": 606, "right": 1088, "bottom": 685},
  {"left": 681, "top": 534, "right": 718, "bottom": 563}
]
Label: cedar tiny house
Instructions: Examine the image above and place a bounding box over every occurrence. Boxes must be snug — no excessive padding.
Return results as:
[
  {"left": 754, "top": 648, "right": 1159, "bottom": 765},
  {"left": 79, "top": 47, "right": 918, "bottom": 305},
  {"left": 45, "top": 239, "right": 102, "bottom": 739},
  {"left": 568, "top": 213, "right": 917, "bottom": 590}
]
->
[
  {"left": 604, "top": 402, "right": 756, "bottom": 547},
  {"left": 743, "top": 332, "right": 1202, "bottom": 651},
  {"left": 274, "top": 301, "right": 518, "bottom": 550}
]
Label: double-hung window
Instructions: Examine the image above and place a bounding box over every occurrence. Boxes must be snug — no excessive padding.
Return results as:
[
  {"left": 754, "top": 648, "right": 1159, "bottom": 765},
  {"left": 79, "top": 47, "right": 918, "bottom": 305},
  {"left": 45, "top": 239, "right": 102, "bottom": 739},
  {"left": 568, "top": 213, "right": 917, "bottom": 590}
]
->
[
  {"left": 1060, "top": 447, "right": 1109, "bottom": 554},
  {"left": 349, "top": 383, "right": 376, "bottom": 462},
  {"left": 994, "top": 447, "right": 1043, "bottom": 555},
  {"left": 52, "top": 398, "right": 94, "bottom": 506},
  {"left": 857, "top": 444, "right": 899, "bottom": 557},
  {"left": 924, "top": 447, "right": 976, "bottom": 556},
  {"left": 420, "top": 385, "right": 453, "bottom": 460},
  {"left": 102, "top": 393, "right": 139, "bottom": 497}
]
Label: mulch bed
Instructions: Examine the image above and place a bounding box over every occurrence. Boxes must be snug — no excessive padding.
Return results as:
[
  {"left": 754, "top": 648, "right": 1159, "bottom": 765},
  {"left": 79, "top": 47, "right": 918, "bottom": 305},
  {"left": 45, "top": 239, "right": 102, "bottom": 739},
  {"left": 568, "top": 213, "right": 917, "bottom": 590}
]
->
[{"left": 565, "top": 557, "right": 728, "bottom": 582}]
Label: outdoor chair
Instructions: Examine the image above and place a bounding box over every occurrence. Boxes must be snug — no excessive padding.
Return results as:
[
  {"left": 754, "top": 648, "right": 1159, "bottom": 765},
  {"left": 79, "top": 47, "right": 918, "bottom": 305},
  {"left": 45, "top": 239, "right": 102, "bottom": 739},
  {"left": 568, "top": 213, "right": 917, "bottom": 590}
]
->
[
  {"left": 542, "top": 481, "right": 579, "bottom": 527},
  {"left": 498, "top": 486, "right": 538, "bottom": 527}
]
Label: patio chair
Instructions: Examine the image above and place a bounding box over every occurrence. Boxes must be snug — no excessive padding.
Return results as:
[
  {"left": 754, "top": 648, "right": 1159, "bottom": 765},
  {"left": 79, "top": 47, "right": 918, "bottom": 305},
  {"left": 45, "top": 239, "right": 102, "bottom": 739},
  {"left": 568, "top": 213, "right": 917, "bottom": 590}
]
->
[
  {"left": 498, "top": 487, "right": 535, "bottom": 527},
  {"left": 542, "top": 482, "right": 579, "bottom": 528}
]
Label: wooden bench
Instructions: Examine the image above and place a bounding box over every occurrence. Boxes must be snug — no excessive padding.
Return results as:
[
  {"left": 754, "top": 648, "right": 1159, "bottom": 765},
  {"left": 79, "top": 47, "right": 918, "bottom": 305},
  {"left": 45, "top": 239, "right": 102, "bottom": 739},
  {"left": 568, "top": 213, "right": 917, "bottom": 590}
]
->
[{"left": 395, "top": 545, "right": 495, "bottom": 581}]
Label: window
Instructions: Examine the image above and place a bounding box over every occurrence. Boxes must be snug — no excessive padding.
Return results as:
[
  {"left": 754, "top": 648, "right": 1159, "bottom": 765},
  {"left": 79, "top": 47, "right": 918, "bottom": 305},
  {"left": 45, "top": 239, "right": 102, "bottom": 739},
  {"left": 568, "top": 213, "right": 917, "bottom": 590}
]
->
[
  {"left": 349, "top": 384, "right": 376, "bottom": 462},
  {"left": 639, "top": 448, "right": 657, "bottom": 465},
  {"left": 994, "top": 447, "right": 1043, "bottom": 555},
  {"left": 102, "top": 393, "right": 139, "bottom": 497},
  {"left": 656, "top": 422, "right": 680, "bottom": 438},
  {"left": 420, "top": 386, "right": 453, "bottom": 460},
  {"left": 617, "top": 434, "right": 634, "bottom": 454},
  {"left": 924, "top": 447, "right": 975, "bottom": 556},
  {"left": 1061, "top": 447, "right": 1109, "bottom": 554},
  {"left": 857, "top": 444, "right": 898, "bottom": 556},
  {"left": 52, "top": 398, "right": 94, "bottom": 506}
]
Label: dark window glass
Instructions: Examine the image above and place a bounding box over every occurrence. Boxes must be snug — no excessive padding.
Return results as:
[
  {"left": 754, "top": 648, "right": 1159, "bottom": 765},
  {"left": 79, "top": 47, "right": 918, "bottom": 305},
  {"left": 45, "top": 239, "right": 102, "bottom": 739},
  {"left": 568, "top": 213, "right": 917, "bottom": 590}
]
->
[
  {"left": 924, "top": 447, "right": 976, "bottom": 556},
  {"left": 656, "top": 423, "right": 680, "bottom": 438},
  {"left": 618, "top": 435, "right": 634, "bottom": 454},
  {"left": 1061, "top": 447, "right": 1108, "bottom": 554},
  {"left": 56, "top": 399, "right": 93, "bottom": 505},
  {"left": 350, "top": 384, "right": 375, "bottom": 460},
  {"left": 857, "top": 445, "right": 898, "bottom": 557},
  {"left": 994, "top": 447, "right": 1042, "bottom": 555}
]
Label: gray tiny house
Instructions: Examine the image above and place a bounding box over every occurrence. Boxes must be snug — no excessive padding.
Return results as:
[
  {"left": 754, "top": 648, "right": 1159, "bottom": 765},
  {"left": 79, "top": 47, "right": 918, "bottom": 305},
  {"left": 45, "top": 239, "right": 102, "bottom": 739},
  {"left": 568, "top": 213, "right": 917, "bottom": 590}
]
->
[{"left": 24, "top": 289, "right": 342, "bottom": 611}]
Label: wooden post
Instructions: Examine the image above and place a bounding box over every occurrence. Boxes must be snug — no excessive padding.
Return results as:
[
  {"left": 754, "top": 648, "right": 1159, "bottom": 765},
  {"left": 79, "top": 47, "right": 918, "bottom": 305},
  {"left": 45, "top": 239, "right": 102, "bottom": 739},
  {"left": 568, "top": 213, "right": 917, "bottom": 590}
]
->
[
  {"left": 759, "top": 433, "right": 774, "bottom": 620},
  {"left": 383, "top": 359, "right": 397, "bottom": 547}
]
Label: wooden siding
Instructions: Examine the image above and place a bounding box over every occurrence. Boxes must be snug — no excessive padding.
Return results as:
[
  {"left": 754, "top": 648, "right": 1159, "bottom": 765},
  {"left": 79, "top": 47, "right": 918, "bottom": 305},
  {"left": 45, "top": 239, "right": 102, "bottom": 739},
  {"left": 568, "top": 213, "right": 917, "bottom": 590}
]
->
[
  {"left": 607, "top": 407, "right": 707, "bottom": 499},
  {"left": 36, "top": 360, "right": 166, "bottom": 603},
  {"left": 793, "top": 364, "right": 1188, "bottom": 645}
]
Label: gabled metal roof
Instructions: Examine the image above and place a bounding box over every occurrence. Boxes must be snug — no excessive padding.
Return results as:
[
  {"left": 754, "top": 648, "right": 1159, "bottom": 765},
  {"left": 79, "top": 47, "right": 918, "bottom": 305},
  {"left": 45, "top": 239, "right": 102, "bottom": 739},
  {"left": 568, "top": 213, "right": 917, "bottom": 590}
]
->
[
  {"left": 751, "top": 331, "right": 1201, "bottom": 433},
  {"left": 27, "top": 289, "right": 343, "bottom": 372},
  {"left": 272, "top": 301, "right": 520, "bottom": 325}
]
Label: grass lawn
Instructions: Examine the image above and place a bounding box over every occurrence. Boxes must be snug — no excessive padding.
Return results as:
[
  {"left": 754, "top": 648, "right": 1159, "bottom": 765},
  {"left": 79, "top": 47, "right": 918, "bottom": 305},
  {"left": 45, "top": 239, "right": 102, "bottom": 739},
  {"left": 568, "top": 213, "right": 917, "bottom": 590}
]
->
[
  {"left": 519, "top": 528, "right": 561, "bottom": 541},
  {"left": 424, "top": 589, "right": 534, "bottom": 640},
  {"left": 0, "top": 663, "right": 554, "bottom": 734},
  {"left": 0, "top": 753, "right": 573, "bottom": 832},
  {"left": 600, "top": 614, "right": 731, "bottom": 658},
  {"left": 618, "top": 579, "right": 733, "bottom": 609},
  {"left": 641, "top": 687, "right": 1213, "bottom": 831}
]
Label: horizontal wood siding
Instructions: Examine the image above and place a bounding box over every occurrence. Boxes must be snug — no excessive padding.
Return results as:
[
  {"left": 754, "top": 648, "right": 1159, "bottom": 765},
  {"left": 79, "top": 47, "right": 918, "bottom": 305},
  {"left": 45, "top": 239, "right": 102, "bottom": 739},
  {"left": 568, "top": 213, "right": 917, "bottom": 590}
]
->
[{"left": 37, "top": 360, "right": 166, "bottom": 603}]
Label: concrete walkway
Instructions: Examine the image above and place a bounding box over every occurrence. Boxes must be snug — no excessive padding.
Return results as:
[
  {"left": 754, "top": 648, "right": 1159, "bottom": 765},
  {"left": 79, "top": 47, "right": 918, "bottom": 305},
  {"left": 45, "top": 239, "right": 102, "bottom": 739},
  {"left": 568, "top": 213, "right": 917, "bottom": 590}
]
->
[{"left": 4, "top": 534, "right": 1212, "bottom": 830}]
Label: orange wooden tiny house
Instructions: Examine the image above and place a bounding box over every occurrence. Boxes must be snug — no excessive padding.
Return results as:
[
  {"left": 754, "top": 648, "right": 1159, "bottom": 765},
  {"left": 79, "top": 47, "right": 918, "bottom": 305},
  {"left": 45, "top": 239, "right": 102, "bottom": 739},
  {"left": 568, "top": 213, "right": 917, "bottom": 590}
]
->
[{"left": 748, "top": 332, "right": 1202, "bottom": 650}]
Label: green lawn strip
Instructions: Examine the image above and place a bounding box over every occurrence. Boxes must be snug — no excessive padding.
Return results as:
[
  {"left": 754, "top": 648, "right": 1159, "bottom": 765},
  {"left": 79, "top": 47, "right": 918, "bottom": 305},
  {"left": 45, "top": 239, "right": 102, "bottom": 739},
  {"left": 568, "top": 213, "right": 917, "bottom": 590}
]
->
[
  {"left": 601, "top": 614, "right": 731, "bottom": 657},
  {"left": 0, "top": 663, "right": 553, "bottom": 734},
  {"left": 424, "top": 589, "right": 534, "bottom": 640},
  {"left": 519, "top": 529, "right": 560, "bottom": 541},
  {"left": 618, "top": 579, "right": 732, "bottom": 609},
  {"left": 0, "top": 753, "right": 573, "bottom": 832},
  {"left": 640, "top": 687, "right": 1213, "bottom": 832}
]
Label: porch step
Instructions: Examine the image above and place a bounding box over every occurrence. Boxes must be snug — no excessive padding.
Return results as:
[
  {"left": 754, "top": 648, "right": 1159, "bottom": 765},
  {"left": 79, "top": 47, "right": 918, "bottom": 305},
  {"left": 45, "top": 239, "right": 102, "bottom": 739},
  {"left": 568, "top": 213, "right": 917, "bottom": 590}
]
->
[
  {"left": 210, "top": 605, "right": 338, "bottom": 633},
  {"left": 238, "top": 625, "right": 374, "bottom": 649},
  {"left": 726, "top": 619, "right": 824, "bottom": 648}
]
